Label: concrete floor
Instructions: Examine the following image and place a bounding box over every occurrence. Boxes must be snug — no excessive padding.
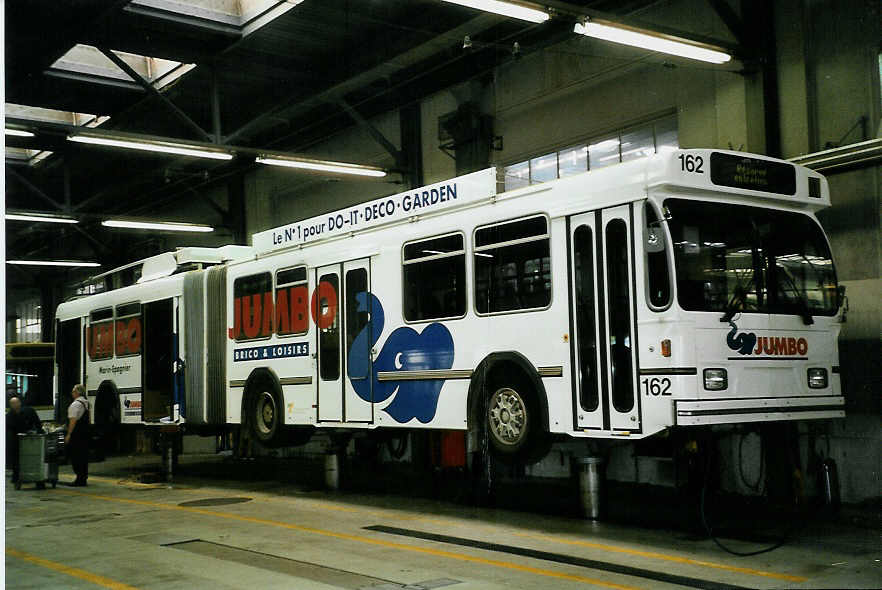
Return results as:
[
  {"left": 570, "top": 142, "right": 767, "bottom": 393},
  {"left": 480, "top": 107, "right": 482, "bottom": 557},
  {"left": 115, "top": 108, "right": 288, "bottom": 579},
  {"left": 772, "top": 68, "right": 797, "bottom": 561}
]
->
[{"left": 5, "top": 452, "right": 880, "bottom": 590}]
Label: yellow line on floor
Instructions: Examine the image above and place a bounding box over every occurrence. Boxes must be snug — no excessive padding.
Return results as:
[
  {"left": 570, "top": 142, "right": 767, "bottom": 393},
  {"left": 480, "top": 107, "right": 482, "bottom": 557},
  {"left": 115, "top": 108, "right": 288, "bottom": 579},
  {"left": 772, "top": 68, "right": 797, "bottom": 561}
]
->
[
  {"left": 512, "top": 532, "right": 807, "bottom": 583},
  {"left": 6, "top": 548, "right": 140, "bottom": 590},
  {"left": 88, "top": 475, "right": 423, "bottom": 520},
  {"left": 58, "top": 490, "right": 638, "bottom": 590},
  {"left": 82, "top": 475, "right": 805, "bottom": 583}
]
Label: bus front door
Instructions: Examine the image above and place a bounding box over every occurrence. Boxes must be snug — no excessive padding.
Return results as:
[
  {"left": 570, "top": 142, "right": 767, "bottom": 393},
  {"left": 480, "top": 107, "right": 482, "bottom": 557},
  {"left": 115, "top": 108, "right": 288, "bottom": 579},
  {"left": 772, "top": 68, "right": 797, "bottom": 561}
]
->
[
  {"left": 316, "top": 259, "right": 373, "bottom": 423},
  {"left": 570, "top": 205, "right": 640, "bottom": 432}
]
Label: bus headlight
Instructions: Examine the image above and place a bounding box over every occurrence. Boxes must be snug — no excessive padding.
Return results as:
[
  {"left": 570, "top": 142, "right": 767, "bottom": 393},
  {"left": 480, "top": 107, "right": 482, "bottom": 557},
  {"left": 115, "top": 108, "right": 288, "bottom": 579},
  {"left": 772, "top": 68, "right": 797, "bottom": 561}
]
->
[
  {"left": 807, "top": 368, "right": 828, "bottom": 389},
  {"left": 703, "top": 368, "right": 727, "bottom": 391}
]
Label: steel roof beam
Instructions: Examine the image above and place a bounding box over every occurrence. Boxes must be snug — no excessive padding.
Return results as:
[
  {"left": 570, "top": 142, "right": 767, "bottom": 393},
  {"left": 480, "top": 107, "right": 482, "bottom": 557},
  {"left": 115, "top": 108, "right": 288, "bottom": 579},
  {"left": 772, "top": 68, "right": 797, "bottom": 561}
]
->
[
  {"left": 6, "top": 166, "right": 66, "bottom": 211},
  {"left": 97, "top": 46, "right": 214, "bottom": 143},
  {"left": 121, "top": 3, "right": 242, "bottom": 37},
  {"left": 43, "top": 68, "right": 146, "bottom": 92},
  {"left": 338, "top": 100, "right": 403, "bottom": 169},
  {"left": 705, "top": 0, "right": 747, "bottom": 49},
  {"left": 223, "top": 13, "right": 503, "bottom": 144}
]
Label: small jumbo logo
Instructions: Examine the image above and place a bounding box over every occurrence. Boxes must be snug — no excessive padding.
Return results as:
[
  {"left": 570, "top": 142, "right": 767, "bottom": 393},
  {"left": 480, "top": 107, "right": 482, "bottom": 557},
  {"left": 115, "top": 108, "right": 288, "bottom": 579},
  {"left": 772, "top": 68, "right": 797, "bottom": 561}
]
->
[
  {"left": 726, "top": 321, "right": 809, "bottom": 357},
  {"left": 726, "top": 321, "right": 757, "bottom": 355}
]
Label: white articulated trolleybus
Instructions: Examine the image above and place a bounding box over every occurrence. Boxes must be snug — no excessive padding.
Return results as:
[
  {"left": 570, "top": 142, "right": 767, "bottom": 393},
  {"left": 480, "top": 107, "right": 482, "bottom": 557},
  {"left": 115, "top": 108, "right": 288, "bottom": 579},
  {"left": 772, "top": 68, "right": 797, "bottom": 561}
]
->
[{"left": 54, "top": 149, "right": 845, "bottom": 459}]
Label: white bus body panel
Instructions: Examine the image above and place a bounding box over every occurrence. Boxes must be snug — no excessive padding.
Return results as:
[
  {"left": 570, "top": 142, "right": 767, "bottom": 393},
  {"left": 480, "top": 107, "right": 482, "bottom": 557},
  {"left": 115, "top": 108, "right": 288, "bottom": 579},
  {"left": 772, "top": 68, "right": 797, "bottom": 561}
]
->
[{"left": 55, "top": 150, "right": 843, "bottom": 437}]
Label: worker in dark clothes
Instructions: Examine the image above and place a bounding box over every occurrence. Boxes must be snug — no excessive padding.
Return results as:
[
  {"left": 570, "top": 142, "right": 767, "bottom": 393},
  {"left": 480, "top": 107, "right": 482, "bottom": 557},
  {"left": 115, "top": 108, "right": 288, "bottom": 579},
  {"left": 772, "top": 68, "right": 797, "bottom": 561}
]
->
[
  {"left": 6, "top": 397, "right": 43, "bottom": 485},
  {"left": 65, "top": 384, "right": 90, "bottom": 486}
]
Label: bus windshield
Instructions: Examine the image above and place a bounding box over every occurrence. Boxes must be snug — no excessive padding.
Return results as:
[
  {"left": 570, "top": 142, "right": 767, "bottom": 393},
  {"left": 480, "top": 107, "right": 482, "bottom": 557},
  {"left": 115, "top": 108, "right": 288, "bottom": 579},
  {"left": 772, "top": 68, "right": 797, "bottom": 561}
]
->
[{"left": 665, "top": 199, "right": 838, "bottom": 317}]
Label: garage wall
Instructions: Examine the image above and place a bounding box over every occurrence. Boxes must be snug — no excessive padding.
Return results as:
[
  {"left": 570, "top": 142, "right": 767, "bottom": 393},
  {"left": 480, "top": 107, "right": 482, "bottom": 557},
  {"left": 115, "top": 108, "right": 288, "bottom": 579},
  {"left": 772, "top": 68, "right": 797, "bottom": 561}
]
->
[
  {"left": 218, "top": 0, "right": 878, "bottom": 501},
  {"left": 804, "top": 0, "right": 881, "bottom": 504}
]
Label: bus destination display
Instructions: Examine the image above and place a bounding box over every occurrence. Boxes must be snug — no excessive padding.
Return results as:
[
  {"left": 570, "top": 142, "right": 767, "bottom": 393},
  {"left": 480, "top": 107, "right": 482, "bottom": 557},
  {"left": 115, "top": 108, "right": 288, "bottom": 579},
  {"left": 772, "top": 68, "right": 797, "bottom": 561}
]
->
[{"left": 710, "top": 152, "right": 796, "bottom": 195}]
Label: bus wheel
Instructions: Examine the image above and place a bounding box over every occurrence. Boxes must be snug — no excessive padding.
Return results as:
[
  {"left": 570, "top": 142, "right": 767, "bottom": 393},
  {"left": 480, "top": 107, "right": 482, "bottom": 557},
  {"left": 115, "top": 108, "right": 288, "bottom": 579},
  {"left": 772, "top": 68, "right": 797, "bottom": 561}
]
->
[
  {"left": 487, "top": 385, "right": 533, "bottom": 456},
  {"left": 248, "top": 383, "right": 285, "bottom": 447}
]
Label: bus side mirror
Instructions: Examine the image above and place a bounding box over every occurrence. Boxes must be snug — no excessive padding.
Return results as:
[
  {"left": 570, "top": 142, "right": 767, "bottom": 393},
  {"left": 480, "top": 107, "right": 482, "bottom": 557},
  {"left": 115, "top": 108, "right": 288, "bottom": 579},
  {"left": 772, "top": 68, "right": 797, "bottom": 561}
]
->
[
  {"left": 645, "top": 226, "right": 665, "bottom": 253},
  {"left": 837, "top": 285, "right": 848, "bottom": 321}
]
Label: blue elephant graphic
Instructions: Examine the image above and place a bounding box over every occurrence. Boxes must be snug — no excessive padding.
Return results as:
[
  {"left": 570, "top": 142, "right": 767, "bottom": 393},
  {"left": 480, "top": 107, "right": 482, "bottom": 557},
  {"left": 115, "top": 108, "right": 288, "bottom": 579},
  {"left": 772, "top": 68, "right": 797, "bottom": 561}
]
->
[
  {"left": 347, "top": 292, "right": 454, "bottom": 423},
  {"left": 726, "top": 321, "right": 756, "bottom": 355}
]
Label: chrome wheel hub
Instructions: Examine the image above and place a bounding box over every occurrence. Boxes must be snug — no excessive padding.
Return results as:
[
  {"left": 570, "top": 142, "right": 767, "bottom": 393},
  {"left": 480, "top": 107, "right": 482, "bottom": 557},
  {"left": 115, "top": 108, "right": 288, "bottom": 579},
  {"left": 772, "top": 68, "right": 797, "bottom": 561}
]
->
[
  {"left": 489, "top": 387, "right": 527, "bottom": 446},
  {"left": 256, "top": 392, "right": 276, "bottom": 435}
]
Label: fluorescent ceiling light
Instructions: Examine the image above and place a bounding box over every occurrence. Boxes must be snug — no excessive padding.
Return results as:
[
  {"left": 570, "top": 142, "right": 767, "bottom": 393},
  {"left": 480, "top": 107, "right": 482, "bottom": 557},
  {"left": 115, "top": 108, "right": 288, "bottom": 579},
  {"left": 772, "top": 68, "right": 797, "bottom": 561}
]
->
[
  {"left": 102, "top": 220, "right": 214, "bottom": 232},
  {"left": 7, "top": 260, "right": 101, "bottom": 267},
  {"left": 440, "top": 0, "right": 549, "bottom": 23},
  {"left": 5, "top": 128, "right": 35, "bottom": 137},
  {"left": 589, "top": 138, "right": 620, "bottom": 151},
  {"left": 574, "top": 21, "right": 731, "bottom": 64},
  {"left": 68, "top": 134, "right": 233, "bottom": 160},
  {"left": 256, "top": 156, "right": 387, "bottom": 177},
  {"left": 6, "top": 213, "right": 78, "bottom": 224}
]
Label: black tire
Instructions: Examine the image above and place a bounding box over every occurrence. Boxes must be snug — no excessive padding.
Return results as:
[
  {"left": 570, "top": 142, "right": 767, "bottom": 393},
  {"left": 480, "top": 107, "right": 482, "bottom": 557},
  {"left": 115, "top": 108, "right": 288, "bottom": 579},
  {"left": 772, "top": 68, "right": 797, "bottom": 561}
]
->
[
  {"left": 485, "top": 378, "right": 549, "bottom": 463},
  {"left": 247, "top": 378, "right": 286, "bottom": 448}
]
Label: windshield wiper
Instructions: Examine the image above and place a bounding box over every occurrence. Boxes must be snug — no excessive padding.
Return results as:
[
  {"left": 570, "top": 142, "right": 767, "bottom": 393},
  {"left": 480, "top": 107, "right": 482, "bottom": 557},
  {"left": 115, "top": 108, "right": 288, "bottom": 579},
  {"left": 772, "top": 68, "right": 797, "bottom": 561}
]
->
[
  {"left": 720, "top": 273, "right": 756, "bottom": 323},
  {"left": 775, "top": 265, "right": 814, "bottom": 325}
]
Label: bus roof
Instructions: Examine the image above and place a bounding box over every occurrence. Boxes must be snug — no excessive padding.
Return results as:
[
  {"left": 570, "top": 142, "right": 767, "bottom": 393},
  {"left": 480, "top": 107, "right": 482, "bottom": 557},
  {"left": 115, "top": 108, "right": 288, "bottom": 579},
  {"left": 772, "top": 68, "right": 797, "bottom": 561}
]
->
[{"left": 252, "top": 149, "right": 828, "bottom": 257}]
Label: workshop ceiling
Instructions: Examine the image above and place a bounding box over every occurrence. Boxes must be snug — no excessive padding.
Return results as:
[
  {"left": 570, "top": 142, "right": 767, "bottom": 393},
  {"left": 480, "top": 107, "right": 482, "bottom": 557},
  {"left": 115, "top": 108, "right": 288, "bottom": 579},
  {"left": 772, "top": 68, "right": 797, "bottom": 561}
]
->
[{"left": 5, "top": 0, "right": 661, "bottom": 286}]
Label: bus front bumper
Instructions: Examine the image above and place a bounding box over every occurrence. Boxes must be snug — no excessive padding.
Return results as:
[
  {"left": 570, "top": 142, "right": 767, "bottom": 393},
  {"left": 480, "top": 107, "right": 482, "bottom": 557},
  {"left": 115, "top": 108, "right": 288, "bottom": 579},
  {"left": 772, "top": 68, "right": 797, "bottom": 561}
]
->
[{"left": 675, "top": 396, "right": 845, "bottom": 426}]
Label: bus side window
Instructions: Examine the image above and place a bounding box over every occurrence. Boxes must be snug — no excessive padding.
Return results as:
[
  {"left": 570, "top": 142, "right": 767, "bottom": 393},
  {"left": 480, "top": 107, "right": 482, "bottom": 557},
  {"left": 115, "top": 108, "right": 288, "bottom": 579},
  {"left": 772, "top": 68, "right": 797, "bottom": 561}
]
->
[
  {"left": 474, "top": 215, "right": 551, "bottom": 314},
  {"left": 275, "top": 266, "right": 308, "bottom": 336},
  {"left": 232, "top": 273, "right": 273, "bottom": 341},
  {"left": 114, "top": 302, "right": 142, "bottom": 357},
  {"left": 88, "top": 308, "right": 114, "bottom": 360},
  {"left": 644, "top": 202, "right": 672, "bottom": 310},
  {"left": 402, "top": 233, "right": 466, "bottom": 322}
]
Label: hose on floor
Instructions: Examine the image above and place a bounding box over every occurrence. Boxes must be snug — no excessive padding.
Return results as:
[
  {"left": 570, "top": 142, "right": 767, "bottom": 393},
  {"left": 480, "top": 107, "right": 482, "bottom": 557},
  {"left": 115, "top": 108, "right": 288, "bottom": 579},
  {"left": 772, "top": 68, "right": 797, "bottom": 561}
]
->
[{"left": 699, "top": 438, "right": 799, "bottom": 557}]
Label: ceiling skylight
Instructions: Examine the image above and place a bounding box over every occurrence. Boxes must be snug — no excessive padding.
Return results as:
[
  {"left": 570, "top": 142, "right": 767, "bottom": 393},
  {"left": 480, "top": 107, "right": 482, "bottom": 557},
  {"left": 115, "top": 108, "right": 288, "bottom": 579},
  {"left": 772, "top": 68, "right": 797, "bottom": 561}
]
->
[
  {"left": 4, "top": 103, "right": 110, "bottom": 166},
  {"left": 49, "top": 44, "right": 196, "bottom": 90},
  {"left": 6, "top": 103, "right": 109, "bottom": 128},
  {"left": 128, "top": 0, "right": 303, "bottom": 36},
  {"left": 5, "top": 148, "right": 54, "bottom": 167}
]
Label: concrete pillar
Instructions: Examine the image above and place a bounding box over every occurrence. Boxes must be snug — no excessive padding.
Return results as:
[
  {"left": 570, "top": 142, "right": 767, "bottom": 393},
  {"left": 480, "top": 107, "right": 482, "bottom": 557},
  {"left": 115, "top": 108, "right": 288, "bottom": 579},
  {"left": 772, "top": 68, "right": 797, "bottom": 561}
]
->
[
  {"left": 774, "top": 0, "right": 813, "bottom": 157},
  {"left": 399, "top": 103, "right": 424, "bottom": 189}
]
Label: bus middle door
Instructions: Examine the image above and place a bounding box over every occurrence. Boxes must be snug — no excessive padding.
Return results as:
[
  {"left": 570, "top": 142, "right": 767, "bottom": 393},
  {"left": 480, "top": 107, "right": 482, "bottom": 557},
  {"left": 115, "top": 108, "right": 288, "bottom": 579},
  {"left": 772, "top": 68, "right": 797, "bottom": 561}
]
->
[
  {"left": 570, "top": 204, "right": 640, "bottom": 433},
  {"left": 315, "top": 259, "right": 373, "bottom": 423}
]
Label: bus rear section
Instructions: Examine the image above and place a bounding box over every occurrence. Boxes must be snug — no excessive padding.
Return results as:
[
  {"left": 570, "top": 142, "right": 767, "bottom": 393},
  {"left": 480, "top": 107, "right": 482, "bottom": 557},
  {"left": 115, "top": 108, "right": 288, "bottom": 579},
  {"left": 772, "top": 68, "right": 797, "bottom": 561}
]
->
[{"left": 54, "top": 276, "right": 186, "bottom": 432}]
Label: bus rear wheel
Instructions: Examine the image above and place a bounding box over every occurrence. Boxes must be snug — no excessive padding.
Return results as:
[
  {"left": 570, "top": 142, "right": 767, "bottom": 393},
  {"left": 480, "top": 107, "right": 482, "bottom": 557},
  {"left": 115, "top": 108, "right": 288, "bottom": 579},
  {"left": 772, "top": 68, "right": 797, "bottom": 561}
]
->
[{"left": 246, "top": 380, "right": 285, "bottom": 448}]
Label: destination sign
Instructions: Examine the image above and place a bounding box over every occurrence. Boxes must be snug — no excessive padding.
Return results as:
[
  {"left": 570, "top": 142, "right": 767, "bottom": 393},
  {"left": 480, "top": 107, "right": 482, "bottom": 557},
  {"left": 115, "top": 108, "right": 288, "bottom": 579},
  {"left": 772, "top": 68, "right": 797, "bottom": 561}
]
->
[
  {"left": 253, "top": 168, "right": 497, "bottom": 254},
  {"left": 710, "top": 152, "right": 796, "bottom": 195}
]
